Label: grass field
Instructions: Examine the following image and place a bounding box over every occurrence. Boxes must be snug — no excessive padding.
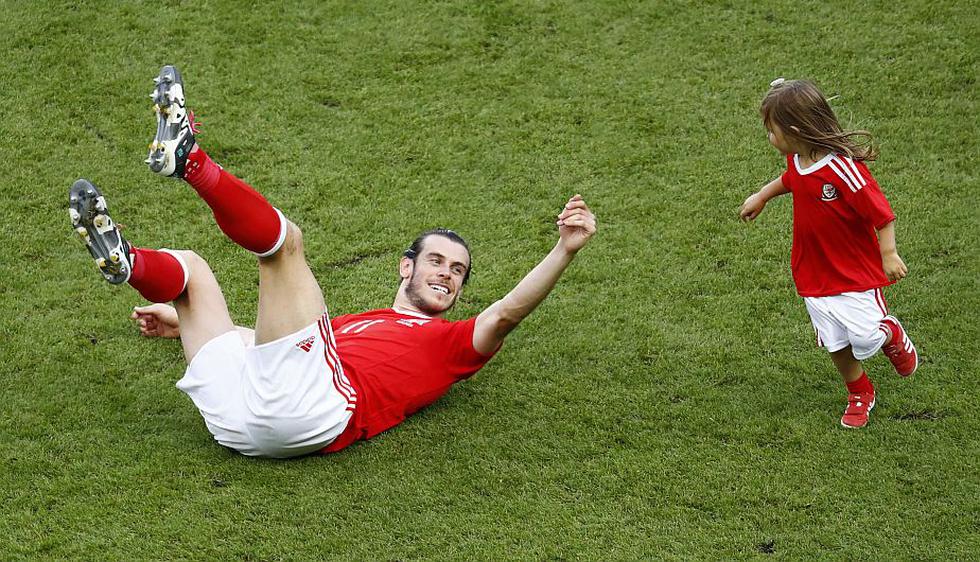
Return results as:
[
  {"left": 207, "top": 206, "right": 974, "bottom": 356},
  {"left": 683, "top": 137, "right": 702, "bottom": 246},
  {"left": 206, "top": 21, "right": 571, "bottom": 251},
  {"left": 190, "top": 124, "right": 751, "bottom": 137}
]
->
[{"left": 1, "top": 0, "right": 977, "bottom": 559}]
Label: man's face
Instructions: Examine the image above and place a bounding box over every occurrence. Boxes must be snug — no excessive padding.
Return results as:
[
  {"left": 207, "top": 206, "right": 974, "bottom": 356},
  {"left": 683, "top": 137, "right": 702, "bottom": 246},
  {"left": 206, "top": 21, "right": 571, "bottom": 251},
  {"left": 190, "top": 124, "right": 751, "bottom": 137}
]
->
[{"left": 401, "top": 235, "right": 470, "bottom": 316}]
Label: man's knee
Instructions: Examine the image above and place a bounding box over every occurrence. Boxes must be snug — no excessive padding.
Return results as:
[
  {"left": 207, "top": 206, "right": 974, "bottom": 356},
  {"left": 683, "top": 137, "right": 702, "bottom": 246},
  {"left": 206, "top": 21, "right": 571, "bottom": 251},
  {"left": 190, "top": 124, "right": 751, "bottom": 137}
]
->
[
  {"left": 167, "top": 250, "right": 213, "bottom": 288},
  {"left": 170, "top": 250, "right": 207, "bottom": 271},
  {"left": 268, "top": 220, "right": 304, "bottom": 258},
  {"left": 170, "top": 250, "right": 228, "bottom": 314}
]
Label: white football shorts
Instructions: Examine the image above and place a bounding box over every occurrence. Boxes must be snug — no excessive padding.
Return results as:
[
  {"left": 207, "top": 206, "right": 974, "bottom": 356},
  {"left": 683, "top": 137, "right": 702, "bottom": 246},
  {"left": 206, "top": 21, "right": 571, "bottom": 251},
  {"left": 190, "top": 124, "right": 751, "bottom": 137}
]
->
[
  {"left": 176, "top": 314, "right": 357, "bottom": 458},
  {"left": 803, "top": 288, "right": 891, "bottom": 360}
]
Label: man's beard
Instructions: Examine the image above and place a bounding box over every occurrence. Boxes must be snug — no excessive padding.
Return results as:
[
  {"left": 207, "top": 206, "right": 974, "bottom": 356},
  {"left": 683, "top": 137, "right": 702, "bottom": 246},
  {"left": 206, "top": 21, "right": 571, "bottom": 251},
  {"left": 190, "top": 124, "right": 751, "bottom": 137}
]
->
[{"left": 404, "top": 269, "right": 457, "bottom": 315}]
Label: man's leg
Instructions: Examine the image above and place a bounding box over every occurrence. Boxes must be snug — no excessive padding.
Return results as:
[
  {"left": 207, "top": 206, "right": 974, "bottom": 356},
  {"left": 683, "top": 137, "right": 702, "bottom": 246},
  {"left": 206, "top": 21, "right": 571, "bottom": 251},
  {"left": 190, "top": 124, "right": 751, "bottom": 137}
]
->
[
  {"left": 147, "top": 65, "right": 287, "bottom": 256},
  {"left": 70, "top": 178, "right": 187, "bottom": 302},
  {"left": 254, "top": 222, "right": 326, "bottom": 344},
  {"left": 162, "top": 167, "right": 322, "bottom": 346},
  {"left": 169, "top": 251, "right": 237, "bottom": 361},
  {"left": 146, "top": 65, "right": 325, "bottom": 345},
  {"left": 178, "top": 161, "right": 324, "bottom": 344},
  {"left": 70, "top": 179, "right": 235, "bottom": 363}
]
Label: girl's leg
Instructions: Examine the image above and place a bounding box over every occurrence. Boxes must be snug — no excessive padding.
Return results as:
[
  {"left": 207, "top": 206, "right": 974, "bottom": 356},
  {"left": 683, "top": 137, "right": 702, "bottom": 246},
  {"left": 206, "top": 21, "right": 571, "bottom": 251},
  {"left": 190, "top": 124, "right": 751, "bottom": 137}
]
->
[
  {"left": 830, "top": 347, "right": 876, "bottom": 429},
  {"left": 829, "top": 347, "right": 864, "bottom": 384}
]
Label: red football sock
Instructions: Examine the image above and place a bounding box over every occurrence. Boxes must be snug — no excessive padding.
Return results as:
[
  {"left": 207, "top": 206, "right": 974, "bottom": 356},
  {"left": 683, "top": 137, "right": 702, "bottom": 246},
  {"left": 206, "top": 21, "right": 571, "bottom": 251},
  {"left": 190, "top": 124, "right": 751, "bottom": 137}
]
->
[
  {"left": 845, "top": 372, "right": 875, "bottom": 395},
  {"left": 183, "top": 147, "right": 285, "bottom": 256},
  {"left": 128, "top": 248, "right": 188, "bottom": 303}
]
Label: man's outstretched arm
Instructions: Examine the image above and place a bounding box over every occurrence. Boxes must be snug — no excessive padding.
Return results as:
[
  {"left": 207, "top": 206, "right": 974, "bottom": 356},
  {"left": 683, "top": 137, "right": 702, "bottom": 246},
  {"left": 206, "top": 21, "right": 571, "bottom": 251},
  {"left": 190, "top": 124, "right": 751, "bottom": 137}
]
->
[{"left": 472, "top": 195, "right": 597, "bottom": 355}]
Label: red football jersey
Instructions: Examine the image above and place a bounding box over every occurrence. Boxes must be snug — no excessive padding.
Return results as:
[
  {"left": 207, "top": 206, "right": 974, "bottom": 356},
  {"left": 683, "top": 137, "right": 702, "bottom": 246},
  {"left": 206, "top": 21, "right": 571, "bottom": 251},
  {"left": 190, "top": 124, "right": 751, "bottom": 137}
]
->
[
  {"left": 320, "top": 307, "right": 495, "bottom": 453},
  {"left": 780, "top": 153, "right": 896, "bottom": 297}
]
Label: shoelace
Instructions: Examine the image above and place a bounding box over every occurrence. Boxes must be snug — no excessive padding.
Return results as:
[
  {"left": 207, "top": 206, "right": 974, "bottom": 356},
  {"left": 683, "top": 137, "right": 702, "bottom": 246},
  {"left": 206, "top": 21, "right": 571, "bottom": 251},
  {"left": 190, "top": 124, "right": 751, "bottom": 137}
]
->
[{"left": 187, "top": 110, "right": 202, "bottom": 134}]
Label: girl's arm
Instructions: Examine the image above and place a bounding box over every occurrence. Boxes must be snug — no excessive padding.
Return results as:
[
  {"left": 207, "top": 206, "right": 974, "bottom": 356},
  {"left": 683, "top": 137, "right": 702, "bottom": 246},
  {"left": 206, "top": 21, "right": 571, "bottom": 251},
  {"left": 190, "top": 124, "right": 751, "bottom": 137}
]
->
[
  {"left": 740, "top": 177, "right": 790, "bottom": 221},
  {"left": 877, "top": 220, "right": 908, "bottom": 281}
]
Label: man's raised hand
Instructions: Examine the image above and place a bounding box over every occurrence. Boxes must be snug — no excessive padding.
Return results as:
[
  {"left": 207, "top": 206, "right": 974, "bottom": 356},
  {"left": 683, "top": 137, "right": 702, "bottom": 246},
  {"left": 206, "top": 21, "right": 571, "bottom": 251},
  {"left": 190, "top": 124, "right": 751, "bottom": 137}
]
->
[{"left": 556, "top": 195, "right": 597, "bottom": 254}]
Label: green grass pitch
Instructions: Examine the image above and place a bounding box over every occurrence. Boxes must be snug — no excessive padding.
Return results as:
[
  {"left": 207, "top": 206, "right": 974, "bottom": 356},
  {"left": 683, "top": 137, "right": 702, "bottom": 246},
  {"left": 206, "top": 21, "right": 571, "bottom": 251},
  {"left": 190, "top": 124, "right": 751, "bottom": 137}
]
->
[{"left": 1, "top": 0, "right": 977, "bottom": 558}]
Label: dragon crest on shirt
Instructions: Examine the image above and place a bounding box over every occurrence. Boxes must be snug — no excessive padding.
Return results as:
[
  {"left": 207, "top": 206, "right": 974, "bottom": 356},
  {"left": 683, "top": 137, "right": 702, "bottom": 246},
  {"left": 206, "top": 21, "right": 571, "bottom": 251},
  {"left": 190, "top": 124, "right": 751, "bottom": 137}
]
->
[{"left": 821, "top": 183, "right": 839, "bottom": 202}]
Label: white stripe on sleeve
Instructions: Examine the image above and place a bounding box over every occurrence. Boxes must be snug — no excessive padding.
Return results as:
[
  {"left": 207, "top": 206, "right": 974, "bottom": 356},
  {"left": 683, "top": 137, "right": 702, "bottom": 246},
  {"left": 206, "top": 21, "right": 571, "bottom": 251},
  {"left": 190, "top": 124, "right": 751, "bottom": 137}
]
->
[
  {"left": 843, "top": 156, "right": 868, "bottom": 186},
  {"left": 827, "top": 159, "right": 859, "bottom": 192},
  {"left": 831, "top": 156, "right": 864, "bottom": 191}
]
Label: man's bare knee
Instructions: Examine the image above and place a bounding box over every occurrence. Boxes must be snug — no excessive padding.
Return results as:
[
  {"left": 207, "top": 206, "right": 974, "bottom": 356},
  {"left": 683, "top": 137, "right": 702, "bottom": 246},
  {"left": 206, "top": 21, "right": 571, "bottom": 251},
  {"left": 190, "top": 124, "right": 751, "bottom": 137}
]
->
[
  {"left": 165, "top": 250, "right": 235, "bottom": 362},
  {"left": 169, "top": 250, "right": 209, "bottom": 279},
  {"left": 282, "top": 221, "right": 304, "bottom": 255},
  {"left": 164, "top": 250, "right": 221, "bottom": 302},
  {"left": 253, "top": 218, "right": 324, "bottom": 344},
  {"left": 262, "top": 220, "right": 304, "bottom": 261}
]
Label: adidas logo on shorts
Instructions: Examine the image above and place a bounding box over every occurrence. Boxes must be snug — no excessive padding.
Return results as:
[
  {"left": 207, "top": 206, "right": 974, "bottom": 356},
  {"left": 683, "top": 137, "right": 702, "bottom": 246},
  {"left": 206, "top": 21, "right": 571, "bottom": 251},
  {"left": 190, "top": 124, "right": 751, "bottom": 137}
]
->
[{"left": 295, "top": 336, "right": 315, "bottom": 352}]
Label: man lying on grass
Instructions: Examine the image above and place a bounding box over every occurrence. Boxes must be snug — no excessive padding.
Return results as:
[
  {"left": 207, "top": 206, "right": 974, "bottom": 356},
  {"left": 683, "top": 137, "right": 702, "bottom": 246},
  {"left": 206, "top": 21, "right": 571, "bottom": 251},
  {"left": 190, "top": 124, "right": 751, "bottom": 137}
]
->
[{"left": 69, "top": 65, "right": 597, "bottom": 458}]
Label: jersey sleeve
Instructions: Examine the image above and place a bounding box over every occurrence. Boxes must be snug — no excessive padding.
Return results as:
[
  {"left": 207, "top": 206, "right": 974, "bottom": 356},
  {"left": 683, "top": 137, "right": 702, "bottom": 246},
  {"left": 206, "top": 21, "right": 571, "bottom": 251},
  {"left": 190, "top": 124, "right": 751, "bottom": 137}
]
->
[
  {"left": 829, "top": 156, "right": 896, "bottom": 229},
  {"left": 437, "top": 317, "right": 497, "bottom": 381},
  {"left": 780, "top": 154, "right": 796, "bottom": 191},
  {"left": 329, "top": 312, "right": 356, "bottom": 332}
]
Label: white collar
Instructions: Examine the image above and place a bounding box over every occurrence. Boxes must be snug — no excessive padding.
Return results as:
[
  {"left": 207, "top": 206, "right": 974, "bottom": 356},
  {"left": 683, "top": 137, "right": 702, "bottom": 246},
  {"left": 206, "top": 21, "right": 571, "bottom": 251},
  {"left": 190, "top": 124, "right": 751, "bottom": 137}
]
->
[
  {"left": 793, "top": 152, "right": 835, "bottom": 175},
  {"left": 391, "top": 306, "right": 432, "bottom": 319}
]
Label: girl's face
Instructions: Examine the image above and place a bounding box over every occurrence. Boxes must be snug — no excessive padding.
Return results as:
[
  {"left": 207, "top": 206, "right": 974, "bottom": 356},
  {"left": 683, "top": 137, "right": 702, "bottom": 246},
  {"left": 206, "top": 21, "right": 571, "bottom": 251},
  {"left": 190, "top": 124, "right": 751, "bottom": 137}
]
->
[{"left": 766, "top": 122, "right": 794, "bottom": 154}]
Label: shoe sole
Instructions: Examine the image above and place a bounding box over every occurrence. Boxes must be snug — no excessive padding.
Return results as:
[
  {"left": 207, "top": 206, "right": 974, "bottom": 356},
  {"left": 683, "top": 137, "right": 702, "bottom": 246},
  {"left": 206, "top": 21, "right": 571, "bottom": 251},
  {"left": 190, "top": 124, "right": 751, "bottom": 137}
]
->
[
  {"left": 884, "top": 315, "right": 919, "bottom": 377},
  {"left": 840, "top": 398, "right": 876, "bottom": 429},
  {"left": 69, "top": 179, "right": 131, "bottom": 284},
  {"left": 147, "top": 65, "right": 193, "bottom": 176}
]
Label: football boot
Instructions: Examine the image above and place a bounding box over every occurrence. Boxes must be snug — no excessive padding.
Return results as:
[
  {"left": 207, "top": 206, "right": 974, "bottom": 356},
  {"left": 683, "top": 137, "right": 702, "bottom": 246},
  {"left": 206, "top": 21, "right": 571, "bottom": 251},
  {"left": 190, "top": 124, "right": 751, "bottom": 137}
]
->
[
  {"left": 69, "top": 179, "right": 132, "bottom": 284},
  {"left": 146, "top": 65, "right": 197, "bottom": 177}
]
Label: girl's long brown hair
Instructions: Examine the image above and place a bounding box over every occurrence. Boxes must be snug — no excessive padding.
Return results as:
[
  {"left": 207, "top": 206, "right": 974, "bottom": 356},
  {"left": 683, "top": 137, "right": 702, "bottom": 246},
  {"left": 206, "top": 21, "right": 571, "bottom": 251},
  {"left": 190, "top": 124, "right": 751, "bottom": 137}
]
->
[{"left": 761, "top": 79, "right": 878, "bottom": 161}]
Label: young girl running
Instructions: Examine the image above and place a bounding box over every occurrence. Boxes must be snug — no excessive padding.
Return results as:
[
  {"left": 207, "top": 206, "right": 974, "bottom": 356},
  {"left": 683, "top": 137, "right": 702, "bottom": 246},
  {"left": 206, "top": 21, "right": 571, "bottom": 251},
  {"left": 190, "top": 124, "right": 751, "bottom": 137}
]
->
[{"left": 739, "top": 78, "right": 918, "bottom": 428}]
